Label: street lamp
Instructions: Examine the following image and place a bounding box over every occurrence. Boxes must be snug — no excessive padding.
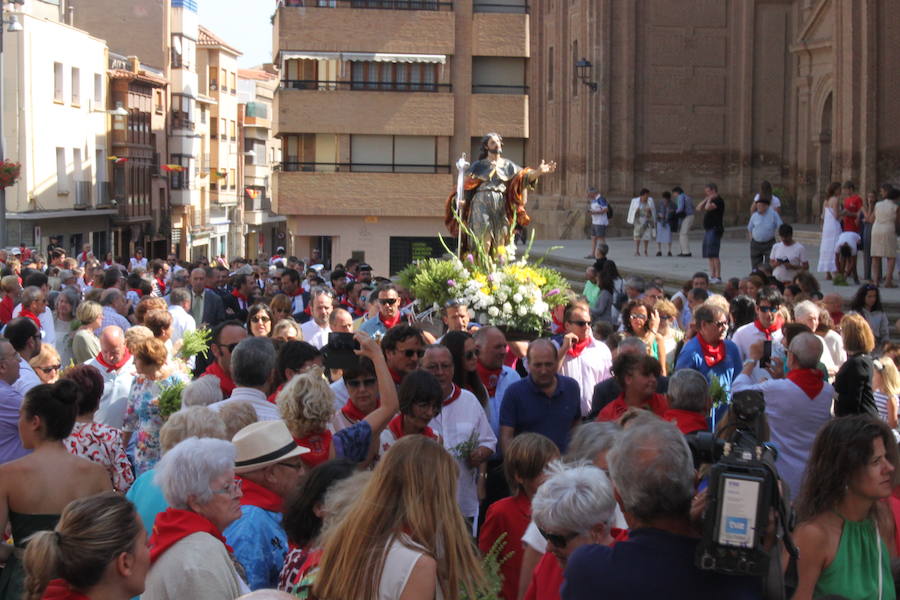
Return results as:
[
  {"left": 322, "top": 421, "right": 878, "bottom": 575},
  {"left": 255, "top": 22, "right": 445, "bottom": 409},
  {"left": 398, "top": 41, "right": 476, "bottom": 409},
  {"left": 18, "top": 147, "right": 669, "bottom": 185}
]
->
[
  {"left": 575, "top": 58, "right": 598, "bottom": 92},
  {"left": 0, "top": 1, "right": 24, "bottom": 249}
]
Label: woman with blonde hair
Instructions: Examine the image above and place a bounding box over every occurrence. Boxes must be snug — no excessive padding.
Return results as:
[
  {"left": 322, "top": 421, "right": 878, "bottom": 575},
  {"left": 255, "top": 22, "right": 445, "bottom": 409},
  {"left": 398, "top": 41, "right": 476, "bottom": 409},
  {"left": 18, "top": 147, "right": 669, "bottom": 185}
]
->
[
  {"left": 269, "top": 294, "right": 294, "bottom": 327},
  {"left": 272, "top": 318, "right": 301, "bottom": 342},
  {"left": 653, "top": 298, "right": 683, "bottom": 372},
  {"left": 834, "top": 313, "right": 877, "bottom": 417},
  {"left": 873, "top": 358, "right": 900, "bottom": 429},
  {"left": 314, "top": 436, "right": 487, "bottom": 600},
  {"left": 29, "top": 342, "right": 62, "bottom": 384},
  {"left": 72, "top": 300, "right": 103, "bottom": 364},
  {"left": 124, "top": 325, "right": 153, "bottom": 354},
  {"left": 22, "top": 493, "right": 149, "bottom": 600}
]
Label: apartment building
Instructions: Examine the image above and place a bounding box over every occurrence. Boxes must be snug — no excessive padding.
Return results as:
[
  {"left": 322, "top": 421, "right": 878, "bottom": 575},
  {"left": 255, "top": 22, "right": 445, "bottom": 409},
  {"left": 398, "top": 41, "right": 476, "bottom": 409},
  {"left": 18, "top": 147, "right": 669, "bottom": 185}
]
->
[
  {"left": 238, "top": 67, "right": 285, "bottom": 262},
  {"left": 272, "top": 0, "right": 529, "bottom": 274},
  {"left": 1, "top": 7, "right": 113, "bottom": 256}
]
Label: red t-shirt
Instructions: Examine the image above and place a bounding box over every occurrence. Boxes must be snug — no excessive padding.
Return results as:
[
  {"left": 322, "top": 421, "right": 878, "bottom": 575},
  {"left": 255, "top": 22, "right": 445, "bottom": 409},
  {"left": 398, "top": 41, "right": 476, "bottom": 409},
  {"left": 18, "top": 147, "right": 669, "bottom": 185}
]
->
[
  {"left": 842, "top": 195, "right": 862, "bottom": 232},
  {"left": 0, "top": 295, "right": 12, "bottom": 325},
  {"left": 596, "top": 393, "right": 669, "bottom": 423},
  {"left": 478, "top": 492, "right": 531, "bottom": 600}
]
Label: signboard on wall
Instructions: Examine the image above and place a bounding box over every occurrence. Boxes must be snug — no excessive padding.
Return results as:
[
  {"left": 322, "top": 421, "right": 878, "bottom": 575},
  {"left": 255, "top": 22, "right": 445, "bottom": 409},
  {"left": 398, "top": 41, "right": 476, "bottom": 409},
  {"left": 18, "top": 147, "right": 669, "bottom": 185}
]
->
[{"left": 388, "top": 236, "right": 453, "bottom": 276}]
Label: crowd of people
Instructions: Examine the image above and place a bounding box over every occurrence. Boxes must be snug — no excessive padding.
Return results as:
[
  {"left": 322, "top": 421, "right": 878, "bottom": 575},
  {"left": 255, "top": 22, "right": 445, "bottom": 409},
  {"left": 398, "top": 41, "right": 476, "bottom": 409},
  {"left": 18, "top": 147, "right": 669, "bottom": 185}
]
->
[{"left": 0, "top": 232, "right": 898, "bottom": 600}]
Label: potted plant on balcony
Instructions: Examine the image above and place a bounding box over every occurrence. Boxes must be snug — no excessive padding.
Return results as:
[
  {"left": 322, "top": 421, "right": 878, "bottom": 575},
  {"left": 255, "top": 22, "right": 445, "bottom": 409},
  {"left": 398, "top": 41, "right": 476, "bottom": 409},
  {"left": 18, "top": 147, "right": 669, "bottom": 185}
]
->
[{"left": 0, "top": 160, "right": 21, "bottom": 189}]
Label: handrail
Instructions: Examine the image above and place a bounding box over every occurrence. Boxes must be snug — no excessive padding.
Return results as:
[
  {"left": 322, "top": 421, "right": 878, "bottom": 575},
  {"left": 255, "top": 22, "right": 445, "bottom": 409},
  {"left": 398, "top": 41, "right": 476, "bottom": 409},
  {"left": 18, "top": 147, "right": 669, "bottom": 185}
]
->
[
  {"left": 473, "top": 2, "right": 529, "bottom": 13},
  {"left": 281, "top": 161, "right": 450, "bottom": 173},
  {"left": 472, "top": 84, "right": 529, "bottom": 94},
  {"left": 280, "top": 80, "right": 451, "bottom": 92},
  {"left": 278, "top": 0, "right": 452, "bottom": 10}
]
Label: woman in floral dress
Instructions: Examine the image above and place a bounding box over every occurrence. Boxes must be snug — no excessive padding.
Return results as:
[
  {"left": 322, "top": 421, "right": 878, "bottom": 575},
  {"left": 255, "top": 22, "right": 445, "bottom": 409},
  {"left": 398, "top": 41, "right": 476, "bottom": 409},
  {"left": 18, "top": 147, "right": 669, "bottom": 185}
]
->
[{"left": 122, "top": 337, "right": 188, "bottom": 476}]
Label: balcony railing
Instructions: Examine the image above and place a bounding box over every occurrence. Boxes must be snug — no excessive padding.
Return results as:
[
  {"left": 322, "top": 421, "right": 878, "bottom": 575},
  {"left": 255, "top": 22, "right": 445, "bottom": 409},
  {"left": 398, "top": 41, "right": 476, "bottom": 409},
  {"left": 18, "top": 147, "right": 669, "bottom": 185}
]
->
[
  {"left": 96, "top": 181, "right": 112, "bottom": 207},
  {"left": 279, "top": 0, "right": 452, "bottom": 10},
  {"left": 244, "top": 195, "right": 272, "bottom": 213},
  {"left": 280, "top": 80, "right": 451, "bottom": 92},
  {"left": 472, "top": 84, "right": 529, "bottom": 94},
  {"left": 281, "top": 161, "right": 450, "bottom": 173},
  {"left": 473, "top": 2, "right": 529, "bottom": 13},
  {"left": 74, "top": 181, "right": 93, "bottom": 209}
]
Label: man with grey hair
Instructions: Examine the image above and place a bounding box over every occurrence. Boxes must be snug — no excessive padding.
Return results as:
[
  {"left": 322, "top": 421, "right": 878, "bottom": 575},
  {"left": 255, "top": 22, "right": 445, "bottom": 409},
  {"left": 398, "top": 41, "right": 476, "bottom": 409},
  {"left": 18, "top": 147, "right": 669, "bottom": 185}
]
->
[
  {"left": 662, "top": 369, "right": 710, "bottom": 434},
  {"left": 589, "top": 337, "right": 668, "bottom": 420},
  {"left": 168, "top": 287, "right": 196, "bottom": 345},
  {"left": 98, "top": 288, "right": 131, "bottom": 332},
  {"left": 87, "top": 326, "right": 136, "bottom": 428},
  {"left": 733, "top": 332, "right": 834, "bottom": 501},
  {"left": 14, "top": 286, "right": 55, "bottom": 345},
  {"left": 792, "top": 299, "right": 837, "bottom": 377},
  {"left": 562, "top": 419, "right": 762, "bottom": 598},
  {"left": 209, "top": 336, "right": 279, "bottom": 420}
]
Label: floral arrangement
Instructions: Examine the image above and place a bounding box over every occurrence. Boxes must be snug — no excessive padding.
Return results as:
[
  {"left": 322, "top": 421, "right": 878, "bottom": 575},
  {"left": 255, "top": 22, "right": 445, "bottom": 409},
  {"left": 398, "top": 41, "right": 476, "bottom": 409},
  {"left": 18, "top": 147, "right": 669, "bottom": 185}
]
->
[
  {"left": 158, "top": 379, "right": 186, "bottom": 420},
  {"left": 177, "top": 327, "right": 212, "bottom": 361},
  {"left": 0, "top": 160, "right": 21, "bottom": 189},
  {"left": 398, "top": 226, "right": 569, "bottom": 336}
]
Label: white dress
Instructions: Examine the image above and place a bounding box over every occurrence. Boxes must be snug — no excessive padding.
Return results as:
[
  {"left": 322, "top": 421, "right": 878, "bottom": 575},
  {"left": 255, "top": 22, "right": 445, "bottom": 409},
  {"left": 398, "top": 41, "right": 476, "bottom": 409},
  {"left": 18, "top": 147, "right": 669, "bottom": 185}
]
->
[
  {"left": 378, "top": 536, "right": 445, "bottom": 600},
  {"left": 817, "top": 205, "right": 840, "bottom": 273}
]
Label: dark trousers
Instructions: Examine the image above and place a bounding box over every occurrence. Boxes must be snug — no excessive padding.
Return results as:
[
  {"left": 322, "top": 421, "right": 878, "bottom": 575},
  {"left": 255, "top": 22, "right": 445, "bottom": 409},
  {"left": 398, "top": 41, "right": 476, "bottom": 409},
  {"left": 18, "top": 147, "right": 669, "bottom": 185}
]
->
[{"left": 750, "top": 238, "right": 775, "bottom": 271}]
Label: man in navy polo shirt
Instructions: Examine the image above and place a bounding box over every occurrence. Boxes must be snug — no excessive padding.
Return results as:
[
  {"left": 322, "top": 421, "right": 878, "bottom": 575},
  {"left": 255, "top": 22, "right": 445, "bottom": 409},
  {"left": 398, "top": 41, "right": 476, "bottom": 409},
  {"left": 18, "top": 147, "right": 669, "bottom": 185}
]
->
[{"left": 499, "top": 339, "right": 581, "bottom": 453}]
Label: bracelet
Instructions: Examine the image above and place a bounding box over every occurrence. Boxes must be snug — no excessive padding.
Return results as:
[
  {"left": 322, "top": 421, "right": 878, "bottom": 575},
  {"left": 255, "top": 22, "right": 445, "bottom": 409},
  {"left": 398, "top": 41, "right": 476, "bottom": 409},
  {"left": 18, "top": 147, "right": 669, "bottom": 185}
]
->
[{"left": 743, "top": 359, "right": 757, "bottom": 368}]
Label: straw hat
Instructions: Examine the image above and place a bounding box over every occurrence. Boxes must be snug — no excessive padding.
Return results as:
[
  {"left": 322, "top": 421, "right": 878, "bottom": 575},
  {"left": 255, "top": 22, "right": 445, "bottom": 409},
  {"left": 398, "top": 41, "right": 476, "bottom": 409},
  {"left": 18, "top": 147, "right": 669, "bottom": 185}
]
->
[{"left": 232, "top": 420, "right": 308, "bottom": 474}]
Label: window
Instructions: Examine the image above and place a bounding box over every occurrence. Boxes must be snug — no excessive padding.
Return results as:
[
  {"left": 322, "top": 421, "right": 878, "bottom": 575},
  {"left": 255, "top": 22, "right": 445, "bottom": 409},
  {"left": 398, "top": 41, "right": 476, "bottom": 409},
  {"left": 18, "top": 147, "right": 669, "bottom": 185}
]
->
[
  {"left": 54, "top": 62, "right": 64, "bottom": 103},
  {"left": 154, "top": 89, "right": 163, "bottom": 114},
  {"left": 200, "top": 106, "right": 206, "bottom": 124},
  {"left": 170, "top": 34, "right": 195, "bottom": 69},
  {"left": 93, "top": 73, "right": 102, "bottom": 105},
  {"left": 471, "top": 57, "right": 526, "bottom": 94},
  {"left": 208, "top": 66, "right": 218, "bottom": 91},
  {"left": 349, "top": 61, "right": 440, "bottom": 91},
  {"left": 350, "top": 134, "right": 437, "bottom": 172},
  {"left": 209, "top": 117, "right": 218, "bottom": 138},
  {"left": 220, "top": 68, "right": 228, "bottom": 92},
  {"left": 171, "top": 94, "right": 193, "bottom": 129},
  {"left": 548, "top": 47, "right": 554, "bottom": 101},
  {"left": 56, "top": 147, "right": 68, "bottom": 194},
  {"left": 229, "top": 168, "right": 236, "bottom": 189},
  {"left": 219, "top": 118, "right": 227, "bottom": 139},
  {"left": 229, "top": 120, "right": 236, "bottom": 140},
  {"left": 170, "top": 154, "right": 191, "bottom": 190},
  {"left": 572, "top": 41, "right": 578, "bottom": 97},
  {"left": 229, "top": 72, "right": 237, "bottom": 94},
  {"left": 71, "top": 67, "right": 80, "bottom": 105}
]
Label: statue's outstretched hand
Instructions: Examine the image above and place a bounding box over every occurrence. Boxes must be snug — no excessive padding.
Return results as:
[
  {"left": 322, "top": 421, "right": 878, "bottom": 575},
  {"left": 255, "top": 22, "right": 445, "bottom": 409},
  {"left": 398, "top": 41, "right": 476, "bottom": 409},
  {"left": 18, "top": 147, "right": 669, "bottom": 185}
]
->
[{"left": 539, "top": 160, "right": 557, "bottom": 174}]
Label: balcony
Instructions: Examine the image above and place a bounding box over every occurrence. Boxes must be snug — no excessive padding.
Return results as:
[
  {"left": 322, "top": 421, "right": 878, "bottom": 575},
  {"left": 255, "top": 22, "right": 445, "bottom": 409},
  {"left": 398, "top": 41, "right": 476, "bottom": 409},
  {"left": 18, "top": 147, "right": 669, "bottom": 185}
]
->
[
  {"left": 273, "top": 170, "right": 452, "bottom": 217},
  {"left": 95, "top": 181, "right": 113, "bottom": 207},
  {"left": 470, "top": 93, "right": 528, "bottom": 138},
  {"left": 275, "top": 88, "right": 453, "bottom": 136},
  {"left": 472, "top": 11, "right": 529, "bottom": 57},
  {"left": 473, "top": 1, "right": 528, "bottom": 13},
  {"left": 275, "top": 4, "right": 454, "bottom": 55},
  {"left": 74, "top": 181, "right": 93, "bottom": 209},
  {"left": 170, "top": 189, "right": 195, "bottom": 207}
]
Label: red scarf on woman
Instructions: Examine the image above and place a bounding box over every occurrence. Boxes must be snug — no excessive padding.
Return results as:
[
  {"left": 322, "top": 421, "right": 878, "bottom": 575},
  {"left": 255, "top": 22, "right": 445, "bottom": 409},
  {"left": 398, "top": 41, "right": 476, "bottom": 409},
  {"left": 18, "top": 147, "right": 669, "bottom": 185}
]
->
[
  {"left": 476, "top": 362, "right": 502, "bottom": 398},
  {"left": 294, "top": 431, "right": 333, "bottom": 468},
  {"left": 148, "top": 508, "right": 232, "bottom": 564},
  {"left": 786, "top": 368, "right": 825, "bottom": 399},
  {"left": 238, "top": 477, "right": 283, "bottom": 512},
  {"left": 696, "top": 335, "right": 726, "bottom": 368},
  {"left": 444, "top": 384, "right": 462, "bottom": 406},
  {"left": 40, "top": 579, "right": 90, "bottom": 600},
  {"left": 20, "top": 308, "right": 42, "bottom": 330},
  {"left": 94, "top": 349, "right": 132, "bottom": 373},
  {"left": 387, "top": 414, "right": 437, "bottom": 441},
  {"left": 567, "top": 336, "right": 591, "bottom": 358},
  {"left": 341, "top": 398, "right": 375, "bottom": 423},
  {"left": 753, "top": 315, "right": 783, "bottom": 340}
]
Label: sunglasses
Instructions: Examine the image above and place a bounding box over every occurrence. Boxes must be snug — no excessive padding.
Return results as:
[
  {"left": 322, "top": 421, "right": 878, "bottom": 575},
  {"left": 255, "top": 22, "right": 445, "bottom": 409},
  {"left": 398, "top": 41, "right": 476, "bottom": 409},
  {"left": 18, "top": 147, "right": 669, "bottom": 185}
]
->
[
  {"left": 567, "top": 319, "right": 591, "bottom": 327},
  {"left": 37, "top": 364, "right": 61, "bottom": 374},
  {"left": 251, "top": 315, "right": 271, "bottom": 323},
  {"left": 218, "top": 342, "right": 240, "bottom": 353},
  {"left": 629, "top": 313, "right": 648, "bottom": 321},
  {"left": 709, "top": 320, "right": 729, "bottom": 329},
  {"left": 538, "top": 528, "right": 580, "bottom": 548},
  {"left": 346, "top": 377, "right": 378, "bottom": 388},
  {"left": 379, "top": 298, "right": 399, "bottom": 306},
  {"left": 399, "top": 349, "right": 426, "bottom": 358},
  {"left": 758, "top": 306, "right": 777, "bottom": 313}
]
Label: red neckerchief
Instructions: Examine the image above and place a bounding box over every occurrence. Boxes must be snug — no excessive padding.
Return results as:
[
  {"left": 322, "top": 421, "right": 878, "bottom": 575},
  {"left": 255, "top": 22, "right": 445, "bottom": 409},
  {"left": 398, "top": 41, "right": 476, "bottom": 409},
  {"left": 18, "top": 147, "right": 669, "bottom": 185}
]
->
[
  {"left": 20, "top": 308, "right": 42, "bottom": 330},
  {"left": 610, "top": 528, "right": 630, "bottom": 546},
  {"left": 155, "top": 277, "right": 166, "bottom": 295},
  {"left": 389, "top": 368, "right": 404, "bottom": 385},
  {"left": 202, "top": 362, "right": 236, "bottom": 397},
  {"left": 128, "top": 288, "right": 143, "bottom": 298},
  {"left": 292, "top": 547, "right": 324, "bottom": 585},
  {"left": 231, "top": 288, "right": 248, "bottom": 304},
  {"left": 444, "top": 383, "right": 462, "bottom": 406},
  {"left": 148, "top": 508, "right": 232, "bottom": 564},
  {"left": 597, "top": 393, "right": 670, "bottom": 422},
  {"left": 696, "top": 335, "right": 726, "bottom": 368},
  {"left": 379, "top": 312, "right": 401, "bottom": 329},
  {"left": 387, "top": 414, "right": 437, "bottom": 440},
  {"left": 786, "top": 368, "right": 825, "bottom": 399},
  {"left": 663, "top": 409, "right": 708, "bottom": 434},
  {"left": 39, "top": 579, "right": 90, "bottom": 600},
  {"left": 352, "top": 306, "right": 367, "bottom": 318},
  {"left": 95, "top": 349, "right": 132, "bottom": 373},
  {"left": 476, "top": 362, "right": 502, "bottom": 397},
  {"left": 287, "top": 287, "right": 303, "bottom": 298},
  {"left": 104, "top": 259, "right": 112, "bottom": 267},
  {"left": 267, "top": 383, "right": 284, "bottom": 405},
  {"left": 238, "top": 476, "right": 283, "bottom": 512},
  {"left": 341, "top": 397, "right": 376, "bottom": 423},
  {"left": 567, "top": 336, "right": 591, "bottom": 358},
  {"left": 752, "top": 315, "right": 783, "bottom": 340},
  {"left": 294, "top": 431, "right": 333, "bottom": 468}
]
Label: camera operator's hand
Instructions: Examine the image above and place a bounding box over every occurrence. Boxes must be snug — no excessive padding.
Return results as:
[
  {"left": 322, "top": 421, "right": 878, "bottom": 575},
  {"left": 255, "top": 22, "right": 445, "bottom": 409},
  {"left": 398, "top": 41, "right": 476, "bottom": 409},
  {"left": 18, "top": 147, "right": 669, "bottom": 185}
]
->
[
  {"left": 353, "top": 332, "right": 379, "bottom": 360},
  {"left": 748, "top": 341, "right": 765, "bottom": 361},
  {"left": 765, "top": 356, "right": 784, "bottom": 380}
]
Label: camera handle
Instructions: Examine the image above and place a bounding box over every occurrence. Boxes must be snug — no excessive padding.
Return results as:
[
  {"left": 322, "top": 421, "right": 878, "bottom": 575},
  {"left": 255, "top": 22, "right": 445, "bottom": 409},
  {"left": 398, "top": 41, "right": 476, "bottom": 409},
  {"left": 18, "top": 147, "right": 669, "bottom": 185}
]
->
[{"left": 761, "top": 460, "right": 799, "bottom": 600}]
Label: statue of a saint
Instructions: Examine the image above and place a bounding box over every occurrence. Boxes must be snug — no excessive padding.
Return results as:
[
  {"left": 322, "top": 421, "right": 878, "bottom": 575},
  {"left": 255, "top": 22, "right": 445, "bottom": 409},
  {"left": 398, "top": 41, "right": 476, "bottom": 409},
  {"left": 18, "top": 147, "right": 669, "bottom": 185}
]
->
[{"left": 446, "top": 133, "right": 556, "bottom": 256}]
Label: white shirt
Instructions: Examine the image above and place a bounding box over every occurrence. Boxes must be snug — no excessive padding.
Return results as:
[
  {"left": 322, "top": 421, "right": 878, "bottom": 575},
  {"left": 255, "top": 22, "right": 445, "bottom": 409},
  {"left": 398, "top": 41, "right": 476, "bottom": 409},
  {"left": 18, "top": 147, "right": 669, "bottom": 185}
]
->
[
  {"left": 590, "top": 197, "right": 608, "bottom": 226},
  {"left": 751, "top": 193, "right": 782, "bottom": 211},
  {"left": 12, "top": 304, "right": 56, "bottom": 346},
  {"left": 331, "top": 378, "right": 349, "bottom": 411},
  {"left": 87, "top": 355, "right": 136, "bottom": 428},
  {"left": 168, "top": 305, "right": 196, "bottom": 345},
  {"left": 129, "top": 257, "right": 148, "bottom": 271},
  {"left": 13, "top": 357, "right": 41, "bottom": 397},
  {"left": 835, "top": 231, "right": 861, "bottom": 255},
  {"left": 429, "top": 387, "right": 496, "bottom": 518},
  {"left": 730, "top": 321, "right": 786, "bottom": 383},
  {"left": 209, "top": 387, "right": 280, "bottom": 421},
  {"left": 770, "top": 241, "right": 807, "bottom": 282},
  {"left": 301, "top": 320, "right": 330, "bottom": 350},
  {"left": 554, "top": 335, "right": 613, "bottom": 417},
  {"left": 823, "top": 329, "right": 847, "bottom": 368}
]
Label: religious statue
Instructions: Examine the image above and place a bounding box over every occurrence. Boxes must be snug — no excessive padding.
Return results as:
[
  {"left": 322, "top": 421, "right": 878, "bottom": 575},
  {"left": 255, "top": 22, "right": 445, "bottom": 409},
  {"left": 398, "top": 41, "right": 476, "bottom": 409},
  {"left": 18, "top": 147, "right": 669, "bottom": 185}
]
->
[{"left": 445, "top": 133, "right": 556, "bottom": 256}]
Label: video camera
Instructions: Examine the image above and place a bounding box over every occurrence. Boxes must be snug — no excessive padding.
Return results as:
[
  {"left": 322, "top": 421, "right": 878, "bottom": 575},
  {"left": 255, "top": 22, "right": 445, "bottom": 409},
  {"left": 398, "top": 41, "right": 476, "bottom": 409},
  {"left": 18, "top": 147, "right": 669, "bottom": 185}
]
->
[{"left": 687, "top": 390, "right": 797, "bottom": 580}]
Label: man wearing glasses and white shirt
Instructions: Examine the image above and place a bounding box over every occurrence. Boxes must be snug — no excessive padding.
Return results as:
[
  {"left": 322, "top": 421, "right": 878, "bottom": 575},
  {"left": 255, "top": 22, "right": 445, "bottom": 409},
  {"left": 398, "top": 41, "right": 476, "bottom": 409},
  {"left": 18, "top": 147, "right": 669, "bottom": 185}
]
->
[{"left": 731, "top": 289, "right": 786, "bottom": 383}]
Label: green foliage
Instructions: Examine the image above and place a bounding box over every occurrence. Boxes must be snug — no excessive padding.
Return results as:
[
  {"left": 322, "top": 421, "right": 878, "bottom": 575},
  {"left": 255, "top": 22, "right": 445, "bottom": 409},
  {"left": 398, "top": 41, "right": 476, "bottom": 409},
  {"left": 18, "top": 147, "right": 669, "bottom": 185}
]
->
[
  {"left": 709, "top": 375, "right": 728, "bottom": 408},
  {"left": 178, "top": 328, "right": 212, "bottom": 361},
  {"left": 158, "top": 379, "right": 186, "bottom": 421},
  {"left": 397, "top": 258, "right": 467, "bottom": 309},
  {"left": 461, "top": 533, "right": 511, "bottom": 600}
]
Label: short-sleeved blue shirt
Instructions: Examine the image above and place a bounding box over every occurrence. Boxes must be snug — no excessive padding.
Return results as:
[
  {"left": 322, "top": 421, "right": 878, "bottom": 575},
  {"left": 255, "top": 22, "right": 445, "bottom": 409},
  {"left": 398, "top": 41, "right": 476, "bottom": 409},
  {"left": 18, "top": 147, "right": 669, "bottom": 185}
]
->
[{"left": 499, "top": 374, "right": 581, "bottom": 452}]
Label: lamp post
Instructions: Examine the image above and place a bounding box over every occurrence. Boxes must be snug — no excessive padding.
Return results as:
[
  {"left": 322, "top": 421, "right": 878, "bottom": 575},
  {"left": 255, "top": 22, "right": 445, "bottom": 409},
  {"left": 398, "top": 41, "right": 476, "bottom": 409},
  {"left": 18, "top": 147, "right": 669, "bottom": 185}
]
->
[
  {"left": 575, "top": 58, "right": 598, "bottom": 92},
  {"left": 0, "top": 3, "right": 24, "bottom": 249}
]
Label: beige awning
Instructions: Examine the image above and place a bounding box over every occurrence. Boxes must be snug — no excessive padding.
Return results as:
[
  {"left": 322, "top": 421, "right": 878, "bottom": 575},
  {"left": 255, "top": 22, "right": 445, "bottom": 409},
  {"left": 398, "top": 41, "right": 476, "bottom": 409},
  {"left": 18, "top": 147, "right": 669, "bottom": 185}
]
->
[{"left": 341, "top": 52, "right": 446, "bottom": 64}]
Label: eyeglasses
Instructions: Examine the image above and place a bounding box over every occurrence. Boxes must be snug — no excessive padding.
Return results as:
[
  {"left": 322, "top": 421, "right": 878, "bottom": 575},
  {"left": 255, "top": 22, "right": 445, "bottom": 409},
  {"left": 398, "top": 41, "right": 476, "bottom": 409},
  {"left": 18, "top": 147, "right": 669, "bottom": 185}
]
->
[
  {"left": 217, "top": 342, "right": 240, "bottom": 353},
  {"left": 251, "top": 316, "right": 271, "bottom": 323},
  {"left": 567, "top": 320, "right": 591, "bottom": 327},
  {"left": 538, "top": 528, "right": 581, "bottom": 548},
  {"left": 659, "top": 315, "right": 672, "bottom": 321},
  {"left": 379, "top": 298, "right": 399, "bottom": 306},
  {"left": 346, "top": 377, "right": 378, "bottom": 389},
  {"left": 758, "top": 306, "right": 777, "bottom": 313},
  {"left": 708, "top": 320, "right": 729, "bottom": 329},
  {"left": 399, "top": 349, "right": 426, "bottom": 358},
  {"left": 629, "top": 313, "right": 648, "bottom": 321},
  {"left": 211, "top": 478, "right": 242, "bottom": 496},
  {"left": 37, "top": 364, "right": 61, "bottom": 374}
]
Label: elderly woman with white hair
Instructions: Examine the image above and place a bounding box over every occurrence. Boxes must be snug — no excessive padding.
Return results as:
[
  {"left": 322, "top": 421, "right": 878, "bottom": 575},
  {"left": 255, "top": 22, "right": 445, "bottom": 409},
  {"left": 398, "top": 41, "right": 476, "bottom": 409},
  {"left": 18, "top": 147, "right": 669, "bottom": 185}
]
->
[
  {"left": 143, "top": 436, "right": 249, "bottom": 600},
  {"left": 523, "top": 462, "right": 620, "bottom": 600},
  {"left": 793, "top": 300, "right": 838, "bottom": 378}
]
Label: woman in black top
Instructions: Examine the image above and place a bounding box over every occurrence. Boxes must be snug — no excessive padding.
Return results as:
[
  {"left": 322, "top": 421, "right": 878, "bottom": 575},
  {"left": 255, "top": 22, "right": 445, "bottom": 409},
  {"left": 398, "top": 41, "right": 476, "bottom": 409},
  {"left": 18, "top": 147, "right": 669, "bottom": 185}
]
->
[{"left": 833, "top": 313, "right": 877, "bottom": 417}]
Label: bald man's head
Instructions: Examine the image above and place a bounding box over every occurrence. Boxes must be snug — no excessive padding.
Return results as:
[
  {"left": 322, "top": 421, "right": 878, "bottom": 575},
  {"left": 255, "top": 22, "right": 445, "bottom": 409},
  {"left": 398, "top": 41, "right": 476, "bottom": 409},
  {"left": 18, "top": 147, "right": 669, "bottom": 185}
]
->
[{"left": 99, "top": 326, "right": 128, "bottom": 366}]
